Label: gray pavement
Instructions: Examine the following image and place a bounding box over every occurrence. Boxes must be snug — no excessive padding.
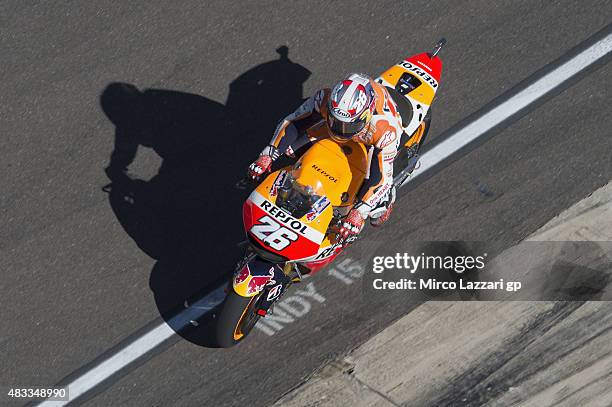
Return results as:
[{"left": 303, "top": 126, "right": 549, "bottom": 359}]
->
[
  {"left": 1, "top": 1, "right": 611, "bottom": 406},
  {"left": 276, "top": 180, "right": 612, "bottom": 407}
]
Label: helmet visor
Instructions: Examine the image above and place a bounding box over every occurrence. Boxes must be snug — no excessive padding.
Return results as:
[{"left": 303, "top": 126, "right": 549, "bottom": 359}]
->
[{"left": 327, "top": 114, "right": 366, "bottom": 139}]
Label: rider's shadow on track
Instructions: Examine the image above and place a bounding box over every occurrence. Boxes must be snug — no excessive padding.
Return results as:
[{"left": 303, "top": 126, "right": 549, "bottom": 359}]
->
[{"left": 100, "top": 47, "right": 311, "bottom": 346}]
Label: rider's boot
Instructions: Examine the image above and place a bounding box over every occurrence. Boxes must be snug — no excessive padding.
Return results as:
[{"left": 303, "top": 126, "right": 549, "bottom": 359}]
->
[{"left": 369, "top": 186, "right": 396, "bottom": 227}]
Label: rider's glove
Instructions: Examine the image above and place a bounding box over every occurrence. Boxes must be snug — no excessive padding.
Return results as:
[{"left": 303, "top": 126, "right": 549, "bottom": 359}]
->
[
  {"left": 338, "top": 208, "right": 365, "bottom": 244},
  {"left": 248, "top": 155, "right": 273, "bottom": 180}
]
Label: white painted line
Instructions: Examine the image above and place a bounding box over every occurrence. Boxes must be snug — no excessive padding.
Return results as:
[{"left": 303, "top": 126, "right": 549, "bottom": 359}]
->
[
  {"left": 38, "top": 285, "right": 226, "bottom": 407},
  {"left": 400, "top": 32, "right": 612, "bottom": 187},
  {"left": 38, "top": 31, "right": 612, "bottom": 406}
]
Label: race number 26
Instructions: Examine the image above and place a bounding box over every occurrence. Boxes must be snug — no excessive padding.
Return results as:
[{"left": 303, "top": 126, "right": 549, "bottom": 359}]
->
[{"left": 250, "top": 216, "right": 298, "bottom": 250}]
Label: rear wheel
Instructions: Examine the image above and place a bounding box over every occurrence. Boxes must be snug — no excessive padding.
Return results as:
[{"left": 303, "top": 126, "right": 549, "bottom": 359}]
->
[{"left": 215, "top": 291, "right": 261, "bottom": 347}]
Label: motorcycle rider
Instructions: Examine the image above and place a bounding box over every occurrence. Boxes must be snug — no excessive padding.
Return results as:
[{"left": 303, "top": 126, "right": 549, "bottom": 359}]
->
[{"left": 248, "top": 73, "right": 403, "bottom": 243}]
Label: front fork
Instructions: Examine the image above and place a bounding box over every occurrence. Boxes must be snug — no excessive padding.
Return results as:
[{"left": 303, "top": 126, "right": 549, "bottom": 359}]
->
[{"left": 254, "top": 262, "right": 301, "bottom": 316}]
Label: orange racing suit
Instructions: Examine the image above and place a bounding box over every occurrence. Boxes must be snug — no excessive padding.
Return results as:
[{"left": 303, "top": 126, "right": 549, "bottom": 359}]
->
[{"left": 260, "top": 81, "right": 403, "bottom": 219}]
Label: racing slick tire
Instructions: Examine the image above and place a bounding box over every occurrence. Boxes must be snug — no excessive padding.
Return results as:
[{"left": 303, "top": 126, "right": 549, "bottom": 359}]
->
[{"left": 215, "top": 290, "right": 261, "bottom": 347}]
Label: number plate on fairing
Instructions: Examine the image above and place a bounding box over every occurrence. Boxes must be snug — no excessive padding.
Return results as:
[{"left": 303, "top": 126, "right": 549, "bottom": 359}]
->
[{"left": 243, "top": 190, "right": 324, "bottom": 261}]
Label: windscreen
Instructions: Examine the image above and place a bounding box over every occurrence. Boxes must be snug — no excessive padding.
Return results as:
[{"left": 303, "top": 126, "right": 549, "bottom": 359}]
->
[{"left": 276, "top": 172, "right": 325, "bottom": 220}]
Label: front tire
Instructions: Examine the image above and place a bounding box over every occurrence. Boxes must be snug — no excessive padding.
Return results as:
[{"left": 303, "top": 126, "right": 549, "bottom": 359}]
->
[{"left": 215, "top": 291, "right": 260, "bottom": 347}]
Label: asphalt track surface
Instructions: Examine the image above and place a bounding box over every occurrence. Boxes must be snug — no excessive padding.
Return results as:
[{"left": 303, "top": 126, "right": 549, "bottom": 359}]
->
[{"left": 2, "top": 1, "right": 611, "bottom": 406}]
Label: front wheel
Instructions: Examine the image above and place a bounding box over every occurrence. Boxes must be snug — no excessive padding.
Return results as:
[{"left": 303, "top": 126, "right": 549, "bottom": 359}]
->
[{"left": 215, "top": 290, "right": 261, "bottom": 347}]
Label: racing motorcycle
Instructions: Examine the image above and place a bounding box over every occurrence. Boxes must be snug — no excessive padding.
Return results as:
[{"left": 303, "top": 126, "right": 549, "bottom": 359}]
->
[{"left": 215, "top": 39, "right": 446, "bottom": 347}]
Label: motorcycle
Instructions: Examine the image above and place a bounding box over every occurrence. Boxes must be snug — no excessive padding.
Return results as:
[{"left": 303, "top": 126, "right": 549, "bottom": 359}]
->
[{"left": 215, "top": 39, "right": 446, "bottom": 347}]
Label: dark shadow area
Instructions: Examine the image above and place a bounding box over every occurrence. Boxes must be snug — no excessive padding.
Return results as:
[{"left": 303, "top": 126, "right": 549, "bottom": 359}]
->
[
  {"left": 100, "top": 47, "right": 311, "bottom": 346},
  {"left": 545, "top": 241, "right": 612, "bottom": 300}
]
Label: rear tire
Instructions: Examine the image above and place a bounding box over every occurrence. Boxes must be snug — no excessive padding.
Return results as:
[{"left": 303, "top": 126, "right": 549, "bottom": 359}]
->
[{"left": 215, "top": 291, "right": 260, "bottom": 348}]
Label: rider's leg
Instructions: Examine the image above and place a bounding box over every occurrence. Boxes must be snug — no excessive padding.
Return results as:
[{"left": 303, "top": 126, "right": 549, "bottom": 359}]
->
[
  {"left": 400, "top": 107, "right": 432, "bottom": 176},
  {"left": 415, "top": 107, "right": 432, "bottom": 156}
]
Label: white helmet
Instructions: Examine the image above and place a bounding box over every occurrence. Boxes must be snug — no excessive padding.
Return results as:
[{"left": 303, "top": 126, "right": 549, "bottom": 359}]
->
[{"left": 327, "top": 73, "right": 376, "bottom": 140}]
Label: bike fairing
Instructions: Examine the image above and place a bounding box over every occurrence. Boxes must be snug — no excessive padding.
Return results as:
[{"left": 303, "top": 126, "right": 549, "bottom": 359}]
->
[
  {"left": 215, "top": 40, "right": 446, "bottom": 347},
  {"left": 264, "top": 79, "right": 403, "bottom": 221}
]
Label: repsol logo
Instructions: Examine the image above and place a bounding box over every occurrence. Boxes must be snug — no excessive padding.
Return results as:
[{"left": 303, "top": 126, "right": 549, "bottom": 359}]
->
[
  {"left": 260, "top": 200, "right": 308, "bottom": 234},
  {"left": 399, "top": 61, "right": 438, "bottom": 89},
  {"left": 315, "top": 242, "right": 343, "bottom": 260},
  {"left": 311, "top": 164, "right": 338, "bottom": 183}
]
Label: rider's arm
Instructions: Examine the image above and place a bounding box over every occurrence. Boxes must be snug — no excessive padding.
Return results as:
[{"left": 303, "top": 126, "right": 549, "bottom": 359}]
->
[
  {"left": 354, "top": 148, "right": 391, "bottom": 217},
  {"left": 354, "top": 121, "right": 398, "bottom": 218},
  {"left": 260, "top": 89, "right": 326, "bottom": 159}
]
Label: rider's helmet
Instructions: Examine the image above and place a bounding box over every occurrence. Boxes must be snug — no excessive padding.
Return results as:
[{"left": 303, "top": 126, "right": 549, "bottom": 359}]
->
[{"left": 327, "top": 73, "right": 376, "bottom": 142}]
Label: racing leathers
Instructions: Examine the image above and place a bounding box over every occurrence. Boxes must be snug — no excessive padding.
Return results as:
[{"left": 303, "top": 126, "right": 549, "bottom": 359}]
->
[{"left": 249, "top": 81, "right": 403, "bottom": 240}]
